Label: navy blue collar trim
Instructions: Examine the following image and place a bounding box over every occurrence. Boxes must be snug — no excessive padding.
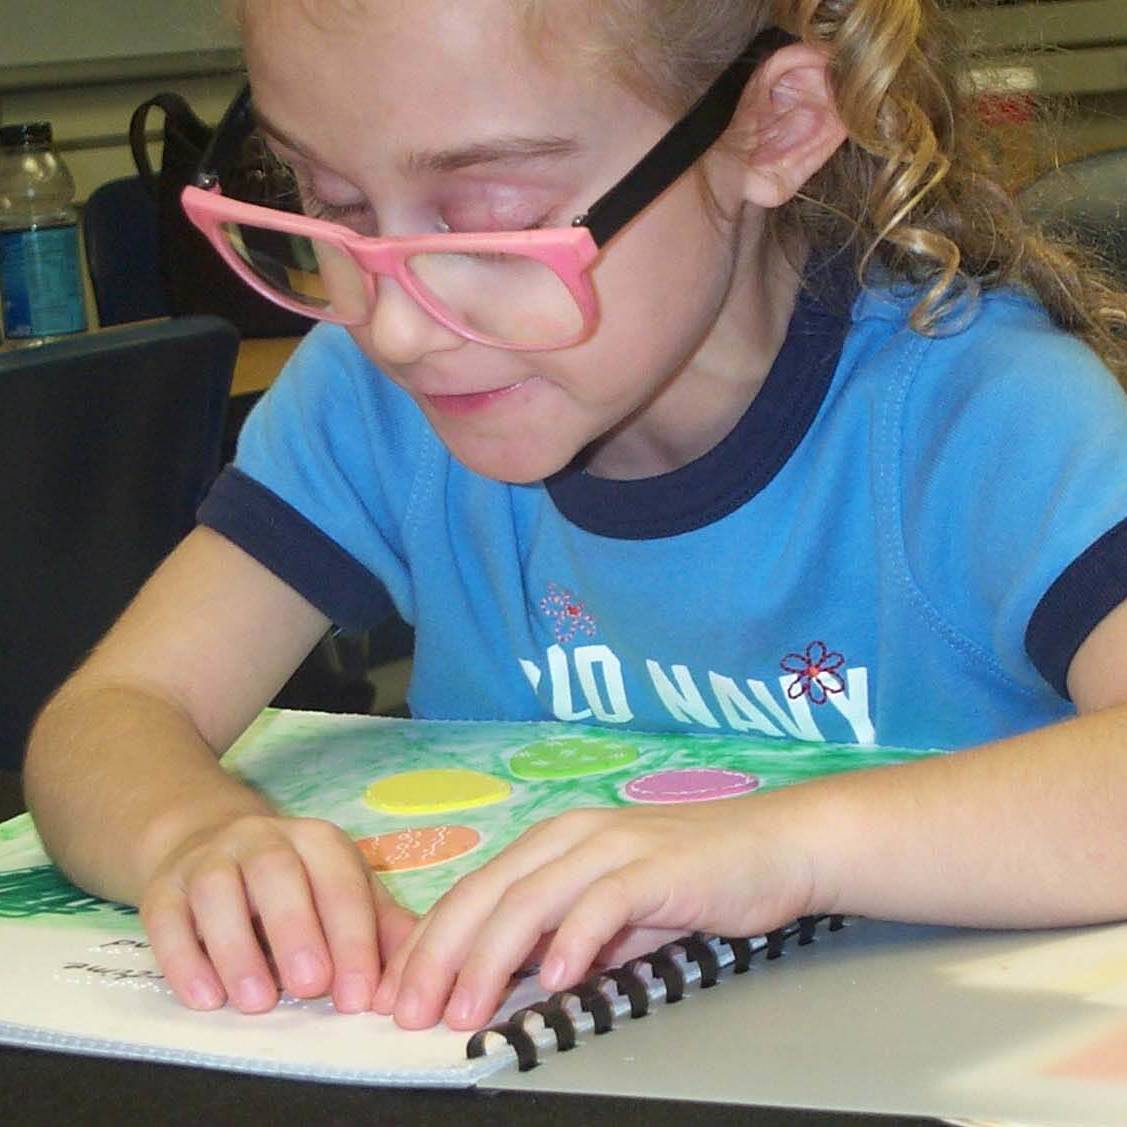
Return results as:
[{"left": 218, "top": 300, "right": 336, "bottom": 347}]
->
[{"left": 545, "top": 259, "right": 857, "bottom": 540}]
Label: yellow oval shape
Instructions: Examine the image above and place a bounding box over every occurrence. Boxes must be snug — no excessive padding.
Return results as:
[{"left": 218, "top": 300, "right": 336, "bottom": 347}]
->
[{"left": 363, "top": 768, "right": 512, "bottom": 815}]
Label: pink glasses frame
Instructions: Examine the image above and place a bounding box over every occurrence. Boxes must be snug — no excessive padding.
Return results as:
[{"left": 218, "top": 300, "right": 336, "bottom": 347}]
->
[{"left": 181, "top": 185, "right": 603, "bottom": 351}]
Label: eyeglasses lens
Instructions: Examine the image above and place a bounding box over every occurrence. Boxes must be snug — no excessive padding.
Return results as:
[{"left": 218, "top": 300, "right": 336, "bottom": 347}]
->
[
  {"left": 406, "top": 252, "right": 584, "bottom": 346},
  {"left": 218, "top": 221, "right": 584, "bottom": 346},
  {"left": 219, "top": 222, "right": 366, "bottom": 319}
]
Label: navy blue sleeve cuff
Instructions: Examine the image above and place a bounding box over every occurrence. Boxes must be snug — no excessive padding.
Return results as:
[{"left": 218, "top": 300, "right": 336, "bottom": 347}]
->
[
  {"left": 197, "top": 466, "right": 394, "bottom": 633},
  {"left": 1026, "top": 515, "right": 1127, "bottom": 699}
]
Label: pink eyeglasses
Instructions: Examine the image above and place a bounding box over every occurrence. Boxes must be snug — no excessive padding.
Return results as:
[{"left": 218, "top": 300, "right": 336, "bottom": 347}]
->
[{"left": 182, "top": 27, "right": 791, "bottom": 352}]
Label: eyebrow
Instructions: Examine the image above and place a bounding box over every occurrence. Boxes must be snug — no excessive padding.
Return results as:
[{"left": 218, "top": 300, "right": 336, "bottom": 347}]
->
[
  {"left": 252, "top": 107, "right": 582, "bottom": 176},
  {"left": 403, "top": 136, "right": 584, "bottom": 176},
  {"left": 251, "top": 108, "right": 329, "bottom": 166}
]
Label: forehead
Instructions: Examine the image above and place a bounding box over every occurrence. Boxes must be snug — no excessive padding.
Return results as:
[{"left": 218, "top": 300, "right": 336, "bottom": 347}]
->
[
  {"left": 240, "top": 0, "right": 583, "bottom": 88},
  {"left": 240, "top": 0, "right": 654, "bottom": 175}
]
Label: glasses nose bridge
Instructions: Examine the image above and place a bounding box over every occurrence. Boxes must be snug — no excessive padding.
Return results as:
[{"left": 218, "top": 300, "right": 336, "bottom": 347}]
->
[{"left": 346, "top": 236, "right": 407, "bottom": 280}]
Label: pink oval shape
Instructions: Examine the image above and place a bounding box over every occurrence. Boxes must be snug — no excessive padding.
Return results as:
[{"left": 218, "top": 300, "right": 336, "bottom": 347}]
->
[{"left": 623, "top": 767, "right": 760, "bottom": 804}]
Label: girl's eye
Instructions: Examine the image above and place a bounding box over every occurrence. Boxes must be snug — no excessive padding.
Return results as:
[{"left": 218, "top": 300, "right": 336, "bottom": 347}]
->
[
  {"left": 437, "top": 210, "right": 552, "bottom": 235},
  {"left": 289, "top": 167, "right": 374, "bottom": 229},
  {"left": 304, "top": 196, "right": 371, "bottom": 223},
  {"left": 258, "top": 138, "right": 376, "bottom": 228}
]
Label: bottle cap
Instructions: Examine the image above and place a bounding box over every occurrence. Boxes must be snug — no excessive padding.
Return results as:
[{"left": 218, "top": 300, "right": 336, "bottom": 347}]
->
[{"left": 0, "top": 122, "right": 53, "bottom": 148}]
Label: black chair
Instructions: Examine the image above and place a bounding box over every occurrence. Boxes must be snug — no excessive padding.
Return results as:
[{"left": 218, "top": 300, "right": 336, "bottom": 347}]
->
[
  {"left": 82, "top": 176, "right": 170, "bottom": 326},
  {"left": 1019, "top": 147, "right": 1127, "bottom": 282},
  {"left": 0, "top": 316, "right": 239, "bottom": 768}
]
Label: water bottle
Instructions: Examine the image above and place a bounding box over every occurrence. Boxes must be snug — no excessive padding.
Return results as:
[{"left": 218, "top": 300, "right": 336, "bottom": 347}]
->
[{"left": 0, "top": 122, "right": 88, "bottom": 347}]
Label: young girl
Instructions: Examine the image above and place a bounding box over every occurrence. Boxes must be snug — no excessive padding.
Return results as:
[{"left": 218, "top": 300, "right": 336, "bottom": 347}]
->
[{"left": 24, "top": 0, "right": 1127, "bottom": 1034}]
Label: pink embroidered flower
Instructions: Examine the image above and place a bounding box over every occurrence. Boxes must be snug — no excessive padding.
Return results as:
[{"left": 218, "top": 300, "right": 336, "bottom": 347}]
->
[
  {"left": 539, "top": 582, "right": 598, "bottom": 644},
  {"left": 780, "top": 641, "right": 845, "bottom": 705}
]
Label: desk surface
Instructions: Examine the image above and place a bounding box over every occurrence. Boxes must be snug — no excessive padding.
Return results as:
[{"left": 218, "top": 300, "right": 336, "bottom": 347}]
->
[
  {"left": 0, "top": 770, "right": 930, "bottom": 1127},
  {"left": 231, "top": 335, "right": 300, "bottom": 398}
]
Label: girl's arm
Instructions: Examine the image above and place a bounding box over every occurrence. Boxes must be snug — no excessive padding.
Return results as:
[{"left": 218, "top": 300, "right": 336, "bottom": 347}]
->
[
  {"left": 375, "top": 598, "right": 1127, "bottom": 1031},
  {"left": 23, "top": 525, "right": 414, "bottom": 1013},
  {"left": 812, "top": 593, "right": 1127, "bottom": 926}
]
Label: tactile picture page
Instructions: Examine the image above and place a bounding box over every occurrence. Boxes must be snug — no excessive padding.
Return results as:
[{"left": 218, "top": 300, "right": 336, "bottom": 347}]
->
[
  {"left": 0, "top": 713, "right": 933, "bottom": 1086},
  {"left": 2, "top": 711, "right": 935, "bottom": 932},
  {"left": 220, "top": 712, "right": 936, "bottom": 916}
]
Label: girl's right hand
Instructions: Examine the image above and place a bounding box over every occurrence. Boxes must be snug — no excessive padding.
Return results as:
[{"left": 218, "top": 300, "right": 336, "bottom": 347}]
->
[{"left": 140, "top": 813, "right": 417, "bottom": 1014}]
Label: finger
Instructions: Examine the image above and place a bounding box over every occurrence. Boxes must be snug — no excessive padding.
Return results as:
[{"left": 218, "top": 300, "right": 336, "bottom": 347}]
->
[
  {"left": 264, "top": 825, "right": 426, "bottom": 1011},
  {"left": 384, "top": 815, "right": 614, "bottom": 1026},
  {"left": 371, "top": 874, "right": 418, "bottom": 962},
  {"left": 374, "top": 833, "right": 577, "bottom": 1027},
  {"left": 141, "top": 883, "right": 225, "bottom": 1011},
  {"left": 439, "top": 840, "right": 631, "bottom": 1030},
  {"left": 518, "top": 932, "right": 553, "bottom": 975},
  {"left": 280, "top": 826, "right": 385, "bottom": 1013},
  {"left": 540, "top": 862, "right": 671, "bottom": 994},
  {"left": 595, "top": 925, "right": 687, "bottom": 969},
  {"left": 185, "top": 857, "right": 279, "bottom": 1013},
  {"left": 371, "top": 909, "right": 436, "bottom": 1022},
  {"left": 241, "top": 835, "right": 335, "bottom": 1002},
  {"left": 388, "top": 873, "right": 531, "bottom": 1029}
]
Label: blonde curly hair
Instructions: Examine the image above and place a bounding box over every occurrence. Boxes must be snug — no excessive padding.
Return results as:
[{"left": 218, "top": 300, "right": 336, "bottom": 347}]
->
[{"left": 518, "top": 0, "right": 1127, "bottom": 376}]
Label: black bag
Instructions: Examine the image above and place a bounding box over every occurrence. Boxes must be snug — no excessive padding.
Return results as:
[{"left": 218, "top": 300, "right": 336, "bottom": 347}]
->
[{"left": 129, "top": 92, "right": 315, "bottom": 339}]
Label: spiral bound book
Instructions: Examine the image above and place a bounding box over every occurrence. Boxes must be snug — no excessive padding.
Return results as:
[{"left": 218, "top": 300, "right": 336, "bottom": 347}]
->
[{"left": 0, "top": 712, "right": 929, "bottom": 1087}]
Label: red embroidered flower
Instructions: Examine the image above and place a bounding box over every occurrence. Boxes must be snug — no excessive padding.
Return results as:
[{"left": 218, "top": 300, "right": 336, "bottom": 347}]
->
[
  {"left": 780, "top": 641, "right": 845, "bottom": 705},
  {"left": 539, "top": 582, "right": 598, "bottom": 644}
]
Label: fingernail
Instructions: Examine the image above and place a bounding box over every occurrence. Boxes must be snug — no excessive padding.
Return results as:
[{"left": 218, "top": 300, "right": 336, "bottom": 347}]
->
[
  {"left": 396, "top": 985, "right": 421, "bottom": 1025},
  {"left": 236, "top": 975, "right": 276, "bottom": 1011},
  {"left": 290, "top": 949, "right": 324, "bottom": 990},
  {"left": 334, "top": 972, "right": 372, "bottom": 1013},
  {"left": 540, "top": 955, "right": 567, "bottom": 990},
  {"left": 445, "top": 985, "right": 475, "bottom": 1026},
  {"left": 187, "top": 978, "right": 223, "bottom": 1009}
]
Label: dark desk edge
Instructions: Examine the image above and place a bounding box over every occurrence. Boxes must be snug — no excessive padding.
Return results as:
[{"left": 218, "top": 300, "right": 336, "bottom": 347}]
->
[
  {"left": 0, "top": 1043, "right": 939, "bottom": 1126},
  {"left": 0, "top": 768, "right": 24, "bottom": 822}
]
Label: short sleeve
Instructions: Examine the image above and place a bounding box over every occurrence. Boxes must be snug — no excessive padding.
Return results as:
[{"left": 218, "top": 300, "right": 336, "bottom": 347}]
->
[
  {"left": 894, "top": 294, "right": 1127, "bottom": 698},
  {"left": 197, "top": 324, "right": 433, "bottom": 630}
]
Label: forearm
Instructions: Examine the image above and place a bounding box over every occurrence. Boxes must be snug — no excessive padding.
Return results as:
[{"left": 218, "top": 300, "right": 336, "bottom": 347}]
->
[
  {"left": 800, "top": 704, "right": 1127, "bottom": 928},
  {"left": 23, "top": 681, "right": 273, "bottom": 906}
]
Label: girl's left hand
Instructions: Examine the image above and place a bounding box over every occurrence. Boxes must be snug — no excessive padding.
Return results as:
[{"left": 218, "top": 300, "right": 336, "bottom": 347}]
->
[{"left": 371, "top": 794, "right": 821, "bottom": 1030}]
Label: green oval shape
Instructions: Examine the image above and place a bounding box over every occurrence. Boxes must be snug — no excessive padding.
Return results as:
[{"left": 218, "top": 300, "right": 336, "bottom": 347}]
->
[{"left": 509, "top": 736, "right": 639, "bottom": 780}]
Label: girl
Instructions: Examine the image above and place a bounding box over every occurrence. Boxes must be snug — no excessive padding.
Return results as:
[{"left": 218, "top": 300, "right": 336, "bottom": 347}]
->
[{"left": 24, "top": 0, "right": 1127, "bottom": 1034}]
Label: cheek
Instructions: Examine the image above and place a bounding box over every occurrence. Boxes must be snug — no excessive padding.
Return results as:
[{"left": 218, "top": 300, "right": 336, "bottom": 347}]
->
[{"left": 587, "top": 189, "right": 739, "bottom": 354}]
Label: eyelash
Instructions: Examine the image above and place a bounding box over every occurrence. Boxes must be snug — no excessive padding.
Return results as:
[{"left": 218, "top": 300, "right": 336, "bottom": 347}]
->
[
  {"left": 284, "top": 164, "right": 370, "bottom": 224},
  {"left": 292, "top": 168, "right": 555, "bottom": 234},
  {"left": 305, "top": 199, "right": 554, "bottom": 237},
  {"left": 436, "top": 214, "right": 553, "bottom": 235},
  {"left": 304, "top": 196, "right": 371, "bottom": 223}
]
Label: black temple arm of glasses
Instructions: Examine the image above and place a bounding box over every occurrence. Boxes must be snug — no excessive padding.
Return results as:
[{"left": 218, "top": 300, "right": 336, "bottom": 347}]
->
[
  {"left": 195, "top": 83, "right": 255, "bottom": 189},
  {"left": 576, "top": 26, "right": 796, "bottom": 247}
]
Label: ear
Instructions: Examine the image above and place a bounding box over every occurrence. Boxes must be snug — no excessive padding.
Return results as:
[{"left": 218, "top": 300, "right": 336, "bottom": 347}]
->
[{"left": 733, "top": 42, "right": 847, "bottom": 209}]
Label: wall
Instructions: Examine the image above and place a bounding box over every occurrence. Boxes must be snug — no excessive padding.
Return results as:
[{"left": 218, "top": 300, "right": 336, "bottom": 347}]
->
[
  {"left": 0, "top": 0, "right": 243, "bottom": 201},
  {"left": 0, "top": 0, "right": 237, "bottom": 70},
  {"left": 960, "top": 0, "right": 1127, "bottom": 180}
]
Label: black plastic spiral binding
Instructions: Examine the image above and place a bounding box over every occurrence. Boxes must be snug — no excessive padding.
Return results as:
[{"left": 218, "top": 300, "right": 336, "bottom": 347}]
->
[{"left": 466, "top": 914, "right": 846, "bottom": 1071}]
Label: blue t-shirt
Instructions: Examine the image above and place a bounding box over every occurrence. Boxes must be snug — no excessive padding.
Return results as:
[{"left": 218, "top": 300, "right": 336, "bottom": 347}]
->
[{"left": 199, "top": 272, "right": 1127, "bottom": 750}]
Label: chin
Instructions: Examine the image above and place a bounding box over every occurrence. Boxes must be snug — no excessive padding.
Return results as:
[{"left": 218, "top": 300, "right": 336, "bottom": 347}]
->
[{"left": 447, "top": 438, "right": 573, "bottom": 485}]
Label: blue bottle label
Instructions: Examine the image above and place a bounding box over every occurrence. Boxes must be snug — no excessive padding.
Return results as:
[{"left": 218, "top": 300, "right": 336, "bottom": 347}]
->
[{"left": 0, "top": 223, "right": 87, "bottom": 339}]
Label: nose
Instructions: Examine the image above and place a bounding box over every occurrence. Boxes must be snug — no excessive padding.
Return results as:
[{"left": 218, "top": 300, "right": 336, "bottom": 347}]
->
[{"left": 365, "top": 275, "right": 464, "bottom": 365}]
